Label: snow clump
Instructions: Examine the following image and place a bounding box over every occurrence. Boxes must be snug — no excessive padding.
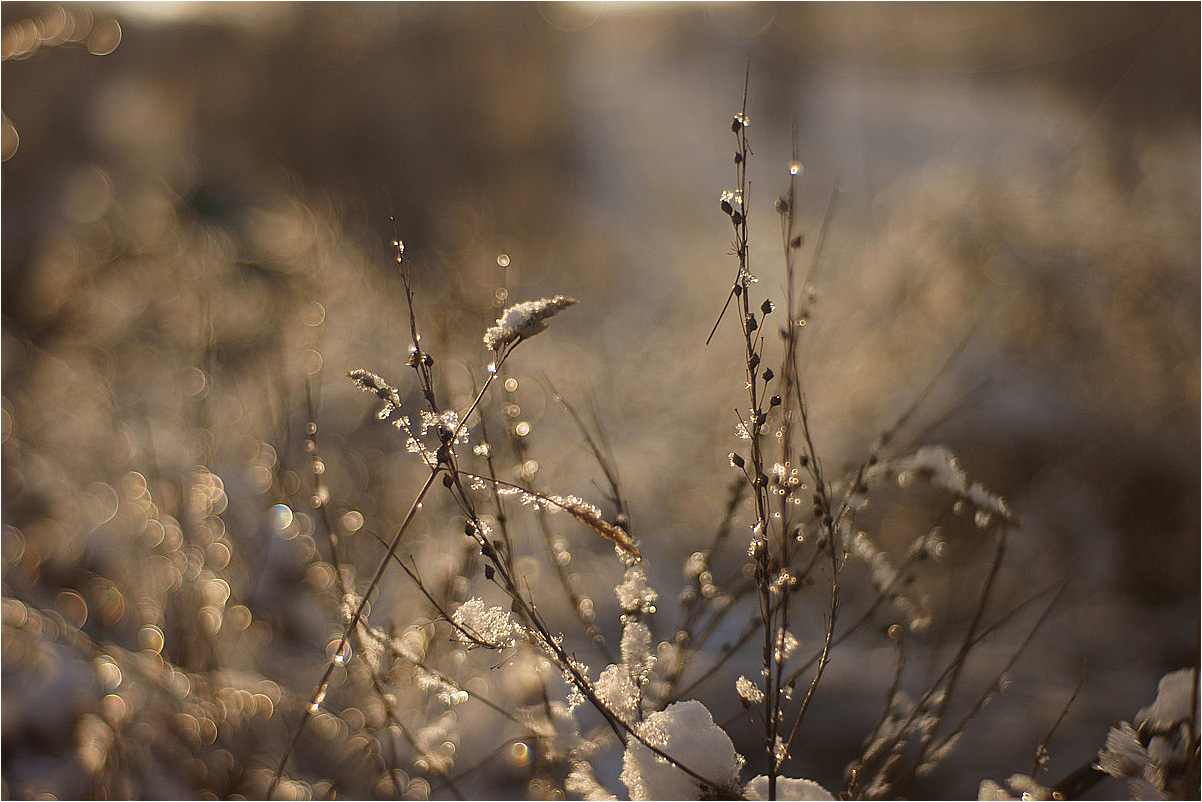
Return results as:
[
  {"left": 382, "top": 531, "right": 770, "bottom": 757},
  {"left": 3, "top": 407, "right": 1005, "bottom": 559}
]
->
[
  {"left": 451, "top": 598, "right": 524, "bottom": 648},
  {"left": 620, "top": 700, "right": 743, "bottom": 800},
  {"left": 743, "top": 775, "right": 835, "bottom": 800}
]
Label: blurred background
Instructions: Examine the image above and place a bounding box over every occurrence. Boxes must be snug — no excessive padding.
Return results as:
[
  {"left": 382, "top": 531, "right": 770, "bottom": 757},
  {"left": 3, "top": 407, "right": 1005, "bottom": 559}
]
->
[{"left": 2, "top": 3, "right": 1198, "bottom": 799}]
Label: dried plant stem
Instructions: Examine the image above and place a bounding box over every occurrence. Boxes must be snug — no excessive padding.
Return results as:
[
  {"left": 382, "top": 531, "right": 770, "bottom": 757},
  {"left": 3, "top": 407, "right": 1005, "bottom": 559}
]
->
[{"left": 267, "top": 467, "right": 439, "bottom": 798}]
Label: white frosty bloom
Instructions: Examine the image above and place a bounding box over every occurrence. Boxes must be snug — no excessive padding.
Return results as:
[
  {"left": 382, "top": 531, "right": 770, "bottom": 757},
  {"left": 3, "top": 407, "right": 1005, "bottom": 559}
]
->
[
  {"left": 451, "top": 597, "right": 524, "bottom": 648},
  {"left": 736, "top": 675, "right": 764, "bottom": 705},
  {"left": 595, "top": 664, "right": 640, "bottom": 722},
  {"left": 483, "top": 295, "right": 577, "bottom": 351},
  {"left": 620, "top": 700, "right": 742, "bottom": 800},
  {"left": 743, "top": 775, "right": 835, "bottom": 800},
  {"left": 1136, "top": 667, "right": 1198, "bottom": 731},
  {"left": 566, "top": 761, "right": 617, "bottom": 801},
  {"left": 620, "top": 620, "right": 655, "bottom": 682},
  {"left": 615, "top": 564, "right": 658, "bottom": 613}
]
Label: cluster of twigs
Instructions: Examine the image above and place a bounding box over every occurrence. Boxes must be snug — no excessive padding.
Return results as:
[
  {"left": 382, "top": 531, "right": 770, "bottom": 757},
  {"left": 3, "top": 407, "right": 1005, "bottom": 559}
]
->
[
  {"left": 261, "top": 79, "right": 1133, "bottom": 802},
  {"left": 268, "top": 234, "right": 738, "bottom": 799}
]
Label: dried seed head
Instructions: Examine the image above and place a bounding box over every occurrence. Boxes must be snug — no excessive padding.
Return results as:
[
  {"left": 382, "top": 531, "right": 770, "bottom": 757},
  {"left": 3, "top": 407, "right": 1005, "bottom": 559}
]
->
[{"left": 483, "top": 296, "right": 577, "bottom": 351}]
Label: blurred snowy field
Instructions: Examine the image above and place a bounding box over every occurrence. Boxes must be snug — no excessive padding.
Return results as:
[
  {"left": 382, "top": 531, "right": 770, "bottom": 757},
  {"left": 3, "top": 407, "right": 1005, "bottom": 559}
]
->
[{"left": 2, "top": 3, "right": 1197, "bottom": 799}]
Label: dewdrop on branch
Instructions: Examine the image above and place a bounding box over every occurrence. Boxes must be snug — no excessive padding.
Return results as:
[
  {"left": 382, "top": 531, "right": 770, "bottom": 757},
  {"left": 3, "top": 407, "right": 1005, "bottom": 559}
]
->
[{"left": 483, "top": 295, "right": 577, "bottom": 351}]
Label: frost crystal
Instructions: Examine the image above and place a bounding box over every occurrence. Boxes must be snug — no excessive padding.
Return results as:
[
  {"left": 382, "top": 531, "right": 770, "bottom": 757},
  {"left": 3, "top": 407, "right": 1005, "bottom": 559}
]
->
[
  {"left": 620, "top": 701, "right": 742, "bottom": 801},
  {"left": 615, "top": 565, "right": 658, "bottom": 613},
  {"left": 743, "top": 775, "right": 834, "bottom": 800},
  {"left": 566, "top": 761, "right": 617, "bottom": 801},
  {"left": 736, "top": 675, "right": 764, "bottom": 705},
  {"left": 596, "top": 664, "right": 640, "bottom": 722},
  {"left": 420, "top": 409, "right": 468, "bottom": 445},
  {"left": 451, "top": 598, "right": 524, "bottom": 648},
  {"left": 483, "top": 295, "right": 577, "bottom": 351},
  {"left": 348, "top": 369, "right": 403, "bottom": 421},
  {"left": 620, "top": 620, "right": 655, "bottom": 682}
]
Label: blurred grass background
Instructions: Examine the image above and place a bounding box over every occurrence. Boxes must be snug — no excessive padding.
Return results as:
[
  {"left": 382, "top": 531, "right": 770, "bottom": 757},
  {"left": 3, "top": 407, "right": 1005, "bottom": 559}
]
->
[{"left": 2, "top": 3, "right": 1198, "bottom": 799}]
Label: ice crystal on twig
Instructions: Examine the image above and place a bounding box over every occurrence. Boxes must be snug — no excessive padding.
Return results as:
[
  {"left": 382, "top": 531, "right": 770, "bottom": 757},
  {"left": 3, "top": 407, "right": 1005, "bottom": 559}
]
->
[
  {"left": 736, "top": 675, "right": 764, "bottom": 705},
  {"left": 615, "top": 564, "right": 658, "bottom": 613},
  {"left": 483, "top": 295, "right": 577, "bottom": 351},
  {"left": 348, "top": 368, "right": 404, "bottom": 421},
  {"left": 596, "top": 663, "right": 640, "bottom": 722},
  {"left": 451, "top": 598, "right": 525, "bottom": 648}
]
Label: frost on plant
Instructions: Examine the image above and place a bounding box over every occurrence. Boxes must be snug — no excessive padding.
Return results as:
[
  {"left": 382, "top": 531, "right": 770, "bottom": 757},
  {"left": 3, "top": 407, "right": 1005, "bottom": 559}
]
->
[
  {"left": 743, "top": 774, "right": 835, "bottom": 800},
  {"left": 548, "top": 493, "right": 641, "bottom": 560},
  {"left": 483, "top": 295, "right": 577, "bottom": 351},
  {"left": 614, "top": 564, "right": 658, "bottom": 613},
  {"left": 451, "top": 597, "right": 525, "bottom": 648},
  {"left": 737, "top": 675, "right": 765, "bottom": 705},
  {"left": 347, "top": 368, "right": 404, "bottom": 421},
  {"left": 620, "top": 700, "right": 743, "bottom": 800},
  {"left": 1091, "top": 667, "right": 1200, "bottom": 799},
  {"left": 620, "top": 619, "right": 655, "bottom": 684},
  {"left": 595, "top": 663, "right": 640, "bottom": 722},
  {"left": 1136, "top": 667, "right": 1199, "bottom": 733},
  {"left": 869, "top": 445, "right": 1012, "bottom": 524},
  {"left": 566, "top": 761, "right": 618, "bottom": 801}
]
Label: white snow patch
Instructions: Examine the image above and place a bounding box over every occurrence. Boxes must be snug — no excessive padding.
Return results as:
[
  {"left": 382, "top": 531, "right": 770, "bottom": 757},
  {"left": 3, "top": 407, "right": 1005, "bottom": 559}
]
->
[
  {"left": 1136, "top": 667, "right": 1198, "bottom": 731},
  {"left": 743, "top": 775, "right": 835, "bottom": 800},
  {"left": 595, "top": 664, "right": 639, "bottom": 722},
  {"left": 620, "top": 700, "right": 742, "bottom": 800}
]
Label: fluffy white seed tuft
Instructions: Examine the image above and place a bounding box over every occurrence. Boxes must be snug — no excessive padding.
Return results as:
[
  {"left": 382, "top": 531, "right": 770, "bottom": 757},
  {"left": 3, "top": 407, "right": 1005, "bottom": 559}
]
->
[{"left": 483, "top": 296, "right": 577, "bottom": 351}]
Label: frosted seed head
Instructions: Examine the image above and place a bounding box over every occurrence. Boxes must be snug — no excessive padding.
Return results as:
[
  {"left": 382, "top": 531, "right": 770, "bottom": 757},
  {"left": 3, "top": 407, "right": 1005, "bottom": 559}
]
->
[
  {"left": 483, "top": 296, "right": 577, "bottom": 351},
  {"left": 736, "top": 675, "right": 764, "bottom": 706}
]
